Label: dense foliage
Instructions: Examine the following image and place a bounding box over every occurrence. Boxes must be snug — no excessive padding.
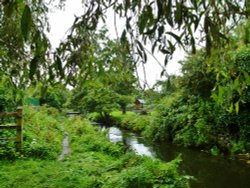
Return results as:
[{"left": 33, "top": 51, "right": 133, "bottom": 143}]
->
[
  {"left": 65, "top": 28, "right": 137, "bottom": 123},
  {"left": 66, "top": 0, "right": 249, "bottom": 68},
  {"left": 113, "top": 23, "right": 250, "bottom": 155},
  {"left": 1, "top": 1, "right": 249, "bottom": 87},
  {"left": 1, "top": 1, "right": 250, "bottom": 187},
  {"left": 0, "top": 108, "right": 191, "bottom": 187},
  {"left": 0, "top": 106, "right": 64, "bottom": 159}
]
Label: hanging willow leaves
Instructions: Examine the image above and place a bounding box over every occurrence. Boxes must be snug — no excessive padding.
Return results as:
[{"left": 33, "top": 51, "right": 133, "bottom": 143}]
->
[
  {"left": 21, "top": 5, "right": 33, "bottom": 41},
  {"left": 55, "top": 55, "right": 64, "bottom": 78},
  {"left": 136, "top": 40, "right": 147, "bottom": 62},
  {"left": 175, "top": 2, "right": 183, "bottom": 26},
  {"left": 29, "top": 55, "right": 40, "bottom": 80},
  {"left": 138, "top": 5, "right": 154, "bottom": 34},
  {"left": 166, "top": 0, "right": 173, "bottom": 26},
  {"left": 3, "top": 0, "right": 17, "bottom": 18},
  {"left": 166, "top": 32, "right": 183, "bottom": 47}
]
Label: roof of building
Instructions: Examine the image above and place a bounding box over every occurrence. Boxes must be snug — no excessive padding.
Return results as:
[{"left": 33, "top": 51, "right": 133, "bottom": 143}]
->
[{"left": 136, "top": 99, "right": 146, "bottom": 104}]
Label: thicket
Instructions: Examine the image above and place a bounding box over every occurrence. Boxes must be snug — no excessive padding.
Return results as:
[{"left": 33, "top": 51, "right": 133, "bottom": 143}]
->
[
  {"left": 0, "top": 107, "right": 192, "bottom": 188},
  {"left": 0, "top": 106, "right": 64, "bottom": 159},
  {"left": 0, "top": 77, "right": 19, "bottom": 112},
  {"left": 113, "top": 34, "right": 250, "bottom": 156},
  {"left": 111, "top": 111, "right": 151, "bottom": 133}
]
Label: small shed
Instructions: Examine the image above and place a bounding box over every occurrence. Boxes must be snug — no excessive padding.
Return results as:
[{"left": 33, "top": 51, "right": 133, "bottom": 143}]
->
[
  {"left": 135, "top": 99, "right": 145, "bottom": 110},
  {"left": 24, "top": 97, "right": 40, "bottom": 106}
]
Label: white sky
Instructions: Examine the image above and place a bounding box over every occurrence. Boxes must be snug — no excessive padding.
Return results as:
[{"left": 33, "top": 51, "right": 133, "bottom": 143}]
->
[{"left": 47, "top": 0, "right": 184, "bottom": 87}]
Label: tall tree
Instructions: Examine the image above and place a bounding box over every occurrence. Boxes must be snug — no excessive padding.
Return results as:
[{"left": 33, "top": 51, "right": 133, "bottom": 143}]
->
[
  {"left": 71, "top": 0, "right": 249, "bottom": 66},
  {"left": 67, "top": 28, "right": 137, "bottom": 118}
]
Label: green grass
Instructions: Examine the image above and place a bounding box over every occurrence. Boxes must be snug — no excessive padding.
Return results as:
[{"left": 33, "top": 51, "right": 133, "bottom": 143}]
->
[
  {"left": 111, "top": 111, "right": 136, "bottom": 118},
  {"left": 0, "top": 108, "right": 191, "bottom": 188},
  {"left": 111, "top": 110, "right": 153, "bottom": 132},
  {"left": 0, "top": 106, "right": 64, "bottom": 159}
]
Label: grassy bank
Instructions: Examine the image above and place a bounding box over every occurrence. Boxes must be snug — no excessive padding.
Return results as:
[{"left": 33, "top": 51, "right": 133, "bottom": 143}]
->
[
  {"left": 0, "top": 107, "right": 191, "bottom": 188},
  {"left": 111, "top": 111, "right": 151, "bottom": 133}
]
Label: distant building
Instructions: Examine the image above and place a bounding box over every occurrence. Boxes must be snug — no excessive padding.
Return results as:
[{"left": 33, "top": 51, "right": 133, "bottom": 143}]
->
[
  {"left": 24, "top": 97, "right": 40, "bottom": 106},
  {"left": 135, "top": 99, "right": 145, "bottom": 110}
]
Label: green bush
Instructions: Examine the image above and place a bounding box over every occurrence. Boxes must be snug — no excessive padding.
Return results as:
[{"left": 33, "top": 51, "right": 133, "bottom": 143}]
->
[
  {"left": 0, "top": 106, "right": 64, "bottom": 159},
  {"left": 1, "top": 106, "right": 64, "bottom": 160},
  {"left": 0, "top": 76, "right": 17, "bottom": 112},
  {"left": 104, "top": 155, "right": 191, "bottom": 188},
  {"left": 210, "top": 146, "right": 220, "bottom": 156},
  {"left": 231, "top": 140, "right": 247, "bottom": 154},
  {"left": 64, "top": 116, "right": 192, "bottom": 188},
  {"left": 121, "top": 114, "right": 151, "bottom": 132},
  {"left": 143, "top": 96, "right": 219, "bottom": 148},
  {"left": 0, "top": 111, "right": 191, "bottom": 187},
  {"left": 22, "top": 106, "right": 64, "bottom": 159},
  {"left": 67, "top": 116, "right": 123, "bottom": 157},
  {"left": 111, "top": 111, "right": 153, "bottom": 132}
]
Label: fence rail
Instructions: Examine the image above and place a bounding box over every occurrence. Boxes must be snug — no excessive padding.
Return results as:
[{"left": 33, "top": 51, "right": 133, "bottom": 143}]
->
[{"left": 0, "top": 107, "right": 23, "bottom": 152}]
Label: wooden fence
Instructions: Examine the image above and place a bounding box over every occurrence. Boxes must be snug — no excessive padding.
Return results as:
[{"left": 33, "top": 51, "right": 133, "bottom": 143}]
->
[{"left": 0, "top": 107, "right": 23, "bottom": 152}]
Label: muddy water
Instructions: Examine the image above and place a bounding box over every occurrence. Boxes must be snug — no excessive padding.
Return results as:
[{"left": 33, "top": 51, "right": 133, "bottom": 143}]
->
[{"left": 103, "top": 126, "right": 250, "bottom": 188}]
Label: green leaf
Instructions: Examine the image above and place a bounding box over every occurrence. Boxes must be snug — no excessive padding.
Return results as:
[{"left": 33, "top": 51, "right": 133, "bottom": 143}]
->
[
  {"left": 190, "top": 0, "right": 198, "bottom": 10},
  {"left": 235, "top": 101, "right": 239, "bottom": 114},
  {"left": 166, "top": 32, "right": 183, "bottom": 46},
  {"left": 168, "top": 40, "right": 175, "bottom": 52},
  {"left": 218, "top": 85, "right": 224, "bottom": 105},
  {"left": 21, "top": 5, "right": 32, "bottom": 41},
  {"left": 175, "top": 2, "right": 182, "bottom": 25},
  {"left": 166, "top": 0, "right": 173, "bottom": 27},
  {"left": 4, "top": 1, "right": 17, "bottom": 18},
  {"left": 233, "top": 76, "right": 241, "bottom": 94},
  {"left": 227, "top": 103, "right": 233, "bottom": 113},
  {"left": 158, "top": 25, "right": 164, "bottom": 38},
  {"left": 243, "top": 71, "right": 250, "bottom": 84},
  {"left": 152, "top": 41, "right": 158, "bottom": 54},
  {"left": 29, "top": 56, "right": 39, "bottom": 80},
  {"left": 138, "top": 5, "right": 154, "bottom": 34},
  {"left": 56, "top": 55, "right": 64, "bottom": 77},
  {"left": 136, "top": 40, "right": 147, "bottom": 62}
]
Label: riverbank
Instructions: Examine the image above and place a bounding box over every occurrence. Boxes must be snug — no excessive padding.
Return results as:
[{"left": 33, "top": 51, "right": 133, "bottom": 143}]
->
[
  {"left": 109, "top": 111, "right": 250, "bottom": 166},
  {"left": 0, "top": 106, "right": 191, "bottom": 187},
  {"left": 102, "top": 124, "right": 250, "bottom": 188}
]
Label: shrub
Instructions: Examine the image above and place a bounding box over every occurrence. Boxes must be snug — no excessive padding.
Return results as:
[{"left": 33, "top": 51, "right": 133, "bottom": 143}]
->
[
  {"left": 0, "top": 112, "right": 191, "bottom": 188},
  {"left": 114, "top": 112, "right": 153, "bottom": 132},
  {"left": 21, "top": 106, "right": 64, "bottom": 159},
  {"left": 64, "top": 116, "right": 192, "bottom": 188},
  {"left": 231, "top": 140, "right": 247, "bottom": 154}
]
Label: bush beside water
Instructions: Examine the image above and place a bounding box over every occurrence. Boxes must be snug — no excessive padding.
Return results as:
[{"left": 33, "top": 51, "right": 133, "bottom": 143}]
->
[
  {"left": 0, "top": 107, "right": 191, "bottom": 187},
  {"left": 111, "top": 95, "right": 250, "bottom": 156}
]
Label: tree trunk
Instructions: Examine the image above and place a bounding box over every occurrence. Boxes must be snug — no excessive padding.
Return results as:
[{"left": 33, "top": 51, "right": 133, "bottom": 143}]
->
[
  {"left": 122, "top": 107, "right": 126, "bottom": 114},
  {"left": 102, "top": 112, "right": 110, "bottom": 126}
]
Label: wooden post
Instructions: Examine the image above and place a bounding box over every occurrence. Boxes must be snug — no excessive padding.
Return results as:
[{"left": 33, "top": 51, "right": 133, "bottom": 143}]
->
[{"left": 16, "top": 107, "right": 23, "bottom": 152}]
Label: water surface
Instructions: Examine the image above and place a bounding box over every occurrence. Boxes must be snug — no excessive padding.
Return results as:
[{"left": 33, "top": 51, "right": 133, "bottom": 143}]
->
[{"left": 103, "top": 126, "right": 250, "bottom": 188}]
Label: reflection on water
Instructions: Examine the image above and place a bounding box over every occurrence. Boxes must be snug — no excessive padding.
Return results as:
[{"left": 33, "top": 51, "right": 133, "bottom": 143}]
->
[
  {"left": 101, "top": 126, "right": 250, "bottom": 188},
  {"left": 153, "top": 143, "right": 250, "bottom": 188},
  {"left": 125, "top": 136, "right": 155, "bottom": 157},
  {"left": 104, "top": 126, "right": 155, "bottom": 157},
  {"left": 107, "top": 127, "right": 123, "bottom": 143}
]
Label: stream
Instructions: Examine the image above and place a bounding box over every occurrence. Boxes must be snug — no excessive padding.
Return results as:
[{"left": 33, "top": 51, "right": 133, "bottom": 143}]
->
[{"left": 100, "top": 126, "right": 250, "bottom": 188}]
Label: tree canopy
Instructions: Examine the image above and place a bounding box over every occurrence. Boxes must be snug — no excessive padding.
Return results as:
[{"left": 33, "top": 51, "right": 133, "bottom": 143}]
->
[
  {"left": 0, "top": 0, "right": 250, "bottom": 111},
  {"left": 1, "top": 0, "right": 249, "bottom": 86}
]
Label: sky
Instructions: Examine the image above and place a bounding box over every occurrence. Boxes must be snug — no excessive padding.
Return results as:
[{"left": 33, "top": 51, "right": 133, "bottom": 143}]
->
[{"left": 46, "top": 0, "right": 184, "bottom": 87}]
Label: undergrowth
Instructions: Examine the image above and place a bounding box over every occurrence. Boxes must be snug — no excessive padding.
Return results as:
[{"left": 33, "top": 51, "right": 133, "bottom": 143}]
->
[
  {"left": 0, "top": 106, "right": 64, "bottom": 159},
  {"left": 0, "top": 109, "right": 191, "bottom": 188}
]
